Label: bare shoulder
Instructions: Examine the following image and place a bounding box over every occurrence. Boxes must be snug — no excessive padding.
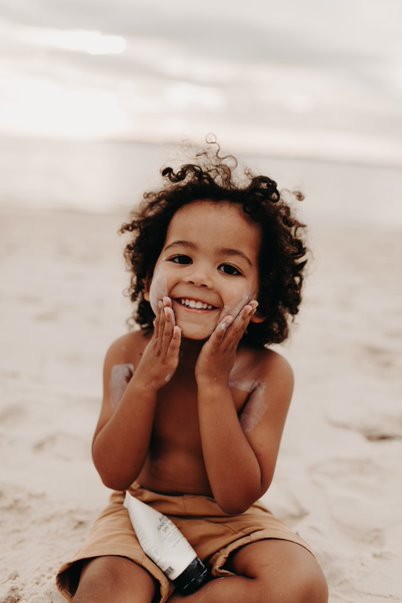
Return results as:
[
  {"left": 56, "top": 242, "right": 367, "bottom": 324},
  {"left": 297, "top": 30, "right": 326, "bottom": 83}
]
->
[
  {"left": 260, "top": 347, "right": 293, "bottom": 384},
  {"left": 104, "top": 329, "right": 149, "bottom": 369},
  {"left": 236, "top": 346, "right": 295, "bottom": 492},
  {"left": 94, "top": 329, "right": 150, "bottom": 438},
  {"left": 241, "top": 345, "right": 294, "bottom": 390},
  {"left": 259, "top": 348, "right": 294, "bottom": 405}
]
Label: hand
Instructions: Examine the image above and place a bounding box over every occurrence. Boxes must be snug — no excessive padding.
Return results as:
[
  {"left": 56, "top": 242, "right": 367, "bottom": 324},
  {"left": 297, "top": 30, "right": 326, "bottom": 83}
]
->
[
  {"left": 135, "top": 297, "right": 181, "bottom": 390},
  {"left": 195, "top": 300, "right": 258, "bottom": 385}
]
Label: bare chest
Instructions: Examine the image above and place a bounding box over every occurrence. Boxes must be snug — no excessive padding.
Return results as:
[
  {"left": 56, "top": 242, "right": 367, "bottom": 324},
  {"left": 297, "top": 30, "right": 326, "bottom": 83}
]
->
[{"left": 152, "top": 376, "right": 248, "bottom": 451}]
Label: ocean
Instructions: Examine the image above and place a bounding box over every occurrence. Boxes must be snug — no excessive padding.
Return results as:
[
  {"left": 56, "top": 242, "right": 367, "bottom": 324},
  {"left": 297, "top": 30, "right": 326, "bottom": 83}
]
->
[{"left": 0, "top": 136, "right": 401, "bottom": 230}]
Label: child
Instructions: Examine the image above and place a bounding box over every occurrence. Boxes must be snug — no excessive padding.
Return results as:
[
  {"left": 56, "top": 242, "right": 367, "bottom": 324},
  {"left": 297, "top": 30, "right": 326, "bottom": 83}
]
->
[{"left": 56, "top": 143, "right": 328, "bottom": 603}]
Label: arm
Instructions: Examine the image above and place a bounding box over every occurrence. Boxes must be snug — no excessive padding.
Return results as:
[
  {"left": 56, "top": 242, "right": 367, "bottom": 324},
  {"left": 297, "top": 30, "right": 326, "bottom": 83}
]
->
[
  {"left": 92, "top": 299, "right": 181, "bottom": 490},
  {"left": 195, "top": 306, "right": 293, "bottom": 513}
]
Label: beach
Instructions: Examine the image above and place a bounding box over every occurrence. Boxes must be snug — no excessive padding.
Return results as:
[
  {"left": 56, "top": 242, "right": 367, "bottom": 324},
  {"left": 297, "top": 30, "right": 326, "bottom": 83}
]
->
[{"left": 1, "top": 205, "right": 401, "bottom": 603}]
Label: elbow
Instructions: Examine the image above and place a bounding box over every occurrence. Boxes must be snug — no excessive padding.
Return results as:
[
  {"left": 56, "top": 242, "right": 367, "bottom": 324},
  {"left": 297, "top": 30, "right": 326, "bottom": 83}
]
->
[
  {"left": 216, "top": 479, "right": 272, "bottom": 515},
  {"left": 219, "top": 501, "right": 251, "bottom": 515},
  {"left": 216, "top": 492, "right": 258, "bottom": 515},
  {"left": 94, "top": 463, "right": 127, "bottom": 491},
  {"left": 92, "top": 451, "right": 134, "bottom": 491},
  {"left": 99, "top": 472, "right": 132, "bottom": 491}
]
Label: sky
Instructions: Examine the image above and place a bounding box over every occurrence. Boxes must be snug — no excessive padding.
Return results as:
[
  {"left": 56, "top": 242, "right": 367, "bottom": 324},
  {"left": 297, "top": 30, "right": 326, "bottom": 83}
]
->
[{"left": 0, "top": 0, "right": 402, "bottom": 164}]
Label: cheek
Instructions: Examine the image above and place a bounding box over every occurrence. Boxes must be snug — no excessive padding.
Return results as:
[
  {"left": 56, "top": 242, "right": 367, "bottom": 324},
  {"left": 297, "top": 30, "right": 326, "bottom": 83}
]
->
[
  {"left": 222, "top": 294, "right": 247, "bottom": 316},
  {"left": 148, "top": 264, "right": 169, "bottom": 315},
  {"left": 221, "top": 286, "right": 258, "bottom": 317}
]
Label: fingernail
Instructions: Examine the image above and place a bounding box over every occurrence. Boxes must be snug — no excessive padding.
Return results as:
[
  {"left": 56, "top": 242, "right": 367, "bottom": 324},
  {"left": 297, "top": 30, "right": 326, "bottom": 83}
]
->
[{"left": 220, "top": 316, "right": 233, "bottom": 330}]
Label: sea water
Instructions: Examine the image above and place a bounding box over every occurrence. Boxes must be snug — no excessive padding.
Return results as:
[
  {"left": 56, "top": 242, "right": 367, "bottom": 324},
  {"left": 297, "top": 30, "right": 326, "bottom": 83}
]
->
[{"left": 0, "top": 136, "right": 401, "bottom": 229}]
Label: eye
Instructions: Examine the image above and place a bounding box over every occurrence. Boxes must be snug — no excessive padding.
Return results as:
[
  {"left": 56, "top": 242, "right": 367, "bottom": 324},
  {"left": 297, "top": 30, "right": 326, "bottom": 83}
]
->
[
  {"left": 168, "top": 254, "right": 192, "bottom": 265},
  {"left": 218, "top": 263, "right": 242, "bottom": 276}
]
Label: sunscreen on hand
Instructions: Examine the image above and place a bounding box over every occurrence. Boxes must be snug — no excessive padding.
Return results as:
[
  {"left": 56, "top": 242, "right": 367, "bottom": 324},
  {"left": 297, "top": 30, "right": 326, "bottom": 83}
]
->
[{"left": 124, "top": 491, "right": 210, "bottom": 595}]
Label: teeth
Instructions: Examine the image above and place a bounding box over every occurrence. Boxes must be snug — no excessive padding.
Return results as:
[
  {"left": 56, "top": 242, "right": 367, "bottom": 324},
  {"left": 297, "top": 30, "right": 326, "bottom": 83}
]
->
[{"left": 179, "top": 298, "right": 214, "bottom": 310}]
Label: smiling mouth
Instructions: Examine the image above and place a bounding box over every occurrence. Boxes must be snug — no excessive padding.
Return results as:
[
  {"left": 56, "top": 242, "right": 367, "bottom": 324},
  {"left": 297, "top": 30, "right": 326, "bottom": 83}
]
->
[{"left": 175, "top": 298, "right": 217, "bottom": 311}]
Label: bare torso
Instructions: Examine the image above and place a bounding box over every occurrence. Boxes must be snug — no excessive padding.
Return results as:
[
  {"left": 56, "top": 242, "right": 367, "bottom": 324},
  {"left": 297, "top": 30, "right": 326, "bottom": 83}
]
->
[{"left": 108, "top": 330, "right": 262, "bottom": 496}]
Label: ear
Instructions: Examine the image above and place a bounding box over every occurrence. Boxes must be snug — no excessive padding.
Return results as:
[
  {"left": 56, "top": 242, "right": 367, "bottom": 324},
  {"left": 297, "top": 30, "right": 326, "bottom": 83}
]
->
[
  {"left": 249, "top": 302, "right": 266, "bottom": 324},
  {"left": 250, "top": 312, "right": 266, "bottom": 324}
]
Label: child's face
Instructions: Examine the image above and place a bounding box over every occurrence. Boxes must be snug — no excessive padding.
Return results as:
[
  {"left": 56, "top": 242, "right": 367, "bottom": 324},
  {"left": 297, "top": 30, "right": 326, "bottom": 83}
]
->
[{"left": 146, "top": 200, "right": 262, "bottom": 340}]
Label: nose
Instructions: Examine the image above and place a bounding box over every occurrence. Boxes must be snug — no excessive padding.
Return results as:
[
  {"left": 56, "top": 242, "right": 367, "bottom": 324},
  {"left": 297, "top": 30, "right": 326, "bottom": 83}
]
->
[{"left": 185, "top": 264, "right": 213, "bottom": 288}]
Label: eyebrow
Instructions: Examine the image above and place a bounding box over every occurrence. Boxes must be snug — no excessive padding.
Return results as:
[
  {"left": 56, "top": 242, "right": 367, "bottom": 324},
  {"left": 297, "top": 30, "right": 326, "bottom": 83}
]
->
[{"left": 164, "top": 240, "right": 253, "bottom": 267}]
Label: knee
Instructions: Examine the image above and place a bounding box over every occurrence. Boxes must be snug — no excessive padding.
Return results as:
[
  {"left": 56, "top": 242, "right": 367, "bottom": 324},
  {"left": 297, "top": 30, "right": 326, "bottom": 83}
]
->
[
  {"left": 296, "top": 562, "right": 328, "bottom": 603},
  {"left": 256, "top": 558, "right": 328, "bottom": 603},
  {"left": 73, "top": 558, "right": 121, "bottom": 600},
  {"left": 72, "top": 569, "right": 116, "bottom": 602},
  {"left": 72, "top": 556, "right": 157, "bottom": 603}
]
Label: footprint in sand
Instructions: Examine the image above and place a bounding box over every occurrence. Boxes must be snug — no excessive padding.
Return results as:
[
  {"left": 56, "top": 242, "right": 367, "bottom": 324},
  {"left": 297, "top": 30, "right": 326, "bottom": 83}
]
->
[
  {"left": 32, "top": 432, "right": 89, "bottom": 461},
  {"left": 0, "top": 488, "right": 31, "bottom": 514},
  {"left": 0, "top": 369, "right": 20, "bottom": 380},
  {"left": 361, "top": 418, "right": 402, "bottom": 442},
  {"left": 362, "top": 343, "right": 398, "bottom": 370},
  {"left": 17, "top": 294, "right": 41, "bottom": 305},
  {"left": 1, "top": 585, "right": 22, "bottom": 603},
  {"left": 0, "top": 405, "right": 27, "bottom": 426},
  {"left": 310, "top": 457, "right": 394, "bottom": 547},
  {"left": 33, "top": 310, "right": 59, "bottom": 322},
  {"left": 327, "top": 413, "right": 402, "bottom": 442}
]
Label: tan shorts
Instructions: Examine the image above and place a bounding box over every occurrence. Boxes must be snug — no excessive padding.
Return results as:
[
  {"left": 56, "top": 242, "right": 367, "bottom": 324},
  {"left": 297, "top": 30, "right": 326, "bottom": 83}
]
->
[{"left": 56, "top": 483, "right": 313, "bottom": 602}]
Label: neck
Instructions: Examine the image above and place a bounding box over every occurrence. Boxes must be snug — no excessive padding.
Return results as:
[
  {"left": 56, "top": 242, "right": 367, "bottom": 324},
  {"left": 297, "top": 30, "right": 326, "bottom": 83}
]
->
[{"left": 177, "top": 337, "right": 205, "bottom": 370}]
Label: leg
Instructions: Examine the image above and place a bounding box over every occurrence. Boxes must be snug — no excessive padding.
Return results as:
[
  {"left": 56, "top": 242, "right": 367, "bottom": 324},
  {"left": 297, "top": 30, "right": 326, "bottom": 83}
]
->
[
  {"left": 227, "top": 540, "right": 328, "bottom": 603},
  {"left": 72, "top": 555, "right": 158, "bottom": 603},
  {"left": 169, "top": 540, "right": 328, "bottom": 603}
]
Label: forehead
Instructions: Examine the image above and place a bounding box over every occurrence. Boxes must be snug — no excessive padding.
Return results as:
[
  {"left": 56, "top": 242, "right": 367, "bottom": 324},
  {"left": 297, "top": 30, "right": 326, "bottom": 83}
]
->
[{"left": 165, "top": 201, "right": 262, "bottom": 257}]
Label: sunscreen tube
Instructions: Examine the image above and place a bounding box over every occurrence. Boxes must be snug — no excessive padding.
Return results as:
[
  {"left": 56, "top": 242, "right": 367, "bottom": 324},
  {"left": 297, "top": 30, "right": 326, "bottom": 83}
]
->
[{"left": 124, "top": 491, "right": 209, "bottom": 595}]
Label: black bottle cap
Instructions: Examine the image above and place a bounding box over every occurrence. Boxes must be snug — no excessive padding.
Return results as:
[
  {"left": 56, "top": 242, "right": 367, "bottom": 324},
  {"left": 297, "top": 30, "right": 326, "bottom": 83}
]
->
[{"left": 172, "top": 557, "right": 210, "bottom": 595}]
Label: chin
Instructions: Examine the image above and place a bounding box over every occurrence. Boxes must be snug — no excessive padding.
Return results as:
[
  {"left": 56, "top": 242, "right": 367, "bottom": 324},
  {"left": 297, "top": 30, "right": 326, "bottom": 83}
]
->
[
  {"left": 179, "top": 325, "right": 214, "bottom": 341},
  {"left": 181, "top": 332, "right": 211, "bottom": 342}
]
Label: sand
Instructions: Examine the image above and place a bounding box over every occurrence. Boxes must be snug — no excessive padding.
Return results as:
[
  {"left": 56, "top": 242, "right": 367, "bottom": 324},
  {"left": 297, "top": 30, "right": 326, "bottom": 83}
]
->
[{"left": 1, "top": 206, "right": 401, "bottom": 603}]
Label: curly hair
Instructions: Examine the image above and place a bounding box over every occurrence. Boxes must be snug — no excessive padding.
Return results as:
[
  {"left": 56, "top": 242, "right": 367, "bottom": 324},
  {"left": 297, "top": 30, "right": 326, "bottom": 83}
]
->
[{"left": 119, "top": 143, "right": 308, "bottom": 347}]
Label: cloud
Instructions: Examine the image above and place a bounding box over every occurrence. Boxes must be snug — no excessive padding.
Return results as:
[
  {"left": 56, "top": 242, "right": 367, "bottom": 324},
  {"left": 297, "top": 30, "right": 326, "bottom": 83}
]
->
[{"left": 0, "top": 0, "right": 401, "bottom": 161}]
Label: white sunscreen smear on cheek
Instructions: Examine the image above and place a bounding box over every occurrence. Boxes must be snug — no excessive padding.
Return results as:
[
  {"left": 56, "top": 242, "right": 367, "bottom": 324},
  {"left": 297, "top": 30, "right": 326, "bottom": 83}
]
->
[
  {"left": 221, "top": 291, "right": 256, "bottom": 322},
  {"left": 149, "top": 265, "right": 168, "bottom": 315}
]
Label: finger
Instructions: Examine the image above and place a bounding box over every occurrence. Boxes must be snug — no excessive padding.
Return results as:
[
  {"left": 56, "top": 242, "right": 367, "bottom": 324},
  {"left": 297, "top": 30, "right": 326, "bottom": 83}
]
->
[
  {"left": 155, "top": 300, "right": 166, "bottom": 353},
  {"left": 249, "top": 299, "right": 259, "bottom": 313},
  {"left": 211, "top": 315, "right": 234, "bottom": 344},
  {"left": 161, "top": 306, "right": 175, "bottom": 355},
  {"left": 167, "top": 325, "right": 181, "bottom": 359},
  {"left": 227, "top": 298, "right": 247, "bottom": 321},
  {"left": 225, "top": 304, "right": 255, "bottom": 349},
  {"left": 235, "top": 301, "right": 258, "bottom": 326},
  {"left": 162, "top": 295, "right": 172, "bottom": 308},
  {"left": 163, "top": 296, "right": 175, "bottom": 326},
  {"left": 153, "top": 308, "right": 160, "bottom": 340},
  {"left": 203, "top": 316, "right": 233, "bottom": 355}
]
